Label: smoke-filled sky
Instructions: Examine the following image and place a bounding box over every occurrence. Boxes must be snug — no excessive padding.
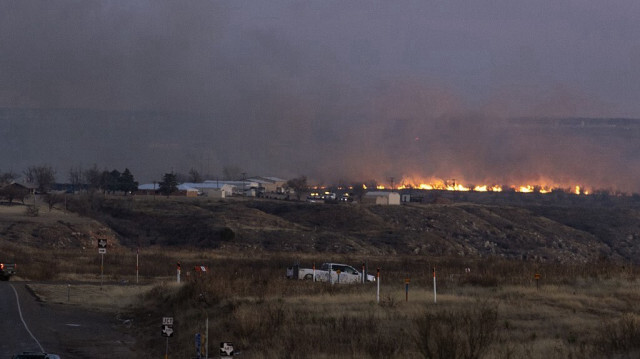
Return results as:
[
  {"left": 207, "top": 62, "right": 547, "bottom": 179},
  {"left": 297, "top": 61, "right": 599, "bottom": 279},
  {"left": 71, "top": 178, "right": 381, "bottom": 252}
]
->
[{"left": 1, "top": 1, "right": 640, "bottom": 191}]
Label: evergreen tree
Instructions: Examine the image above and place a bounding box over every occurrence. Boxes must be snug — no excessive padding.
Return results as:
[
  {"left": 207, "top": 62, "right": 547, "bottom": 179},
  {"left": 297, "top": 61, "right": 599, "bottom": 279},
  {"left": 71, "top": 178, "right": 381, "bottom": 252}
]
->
[
  {"left": 159, "top": 172, "right": 178, "bottom": 196},
  {"left": 101, "top": 169, "right": 121, "bottom": 194},
  {"left": 119, "top": 168, "right": 138, "bottom": 194}
]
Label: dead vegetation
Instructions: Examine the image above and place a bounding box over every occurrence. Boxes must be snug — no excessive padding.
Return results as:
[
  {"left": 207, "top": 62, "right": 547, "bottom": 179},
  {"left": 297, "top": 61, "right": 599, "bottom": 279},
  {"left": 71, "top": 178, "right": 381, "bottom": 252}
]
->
[
  {"left": 13, "top": 248, "right": 640, "bottom": 359},
  {"left": 9, "top": 194, "right": 630, "bottom": 263},
  {"left": 3, "top": 195, "right": 640, "bottom": 357}
]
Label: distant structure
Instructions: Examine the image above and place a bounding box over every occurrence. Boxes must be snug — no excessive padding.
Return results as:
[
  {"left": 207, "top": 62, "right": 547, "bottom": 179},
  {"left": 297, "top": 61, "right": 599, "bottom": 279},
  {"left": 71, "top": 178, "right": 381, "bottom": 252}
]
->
[
  {"left": 247, "top": 176, "right": 287, "bottom": 193},
  {"left": 181, "top": 182, "right": 233, "bottom": 198},
  {"left": 362, "top": 191, "right": 401, "bottom": 205},
  {"left": 137, "top": 176, "right": 286, "bottom": 198}
]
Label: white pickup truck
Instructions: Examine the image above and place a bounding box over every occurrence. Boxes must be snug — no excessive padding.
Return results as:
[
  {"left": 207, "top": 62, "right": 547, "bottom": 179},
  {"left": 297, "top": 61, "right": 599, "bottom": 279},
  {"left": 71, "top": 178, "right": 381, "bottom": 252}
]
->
[{"left": 287, "top": 263, "right": 376, "bottom": 284}]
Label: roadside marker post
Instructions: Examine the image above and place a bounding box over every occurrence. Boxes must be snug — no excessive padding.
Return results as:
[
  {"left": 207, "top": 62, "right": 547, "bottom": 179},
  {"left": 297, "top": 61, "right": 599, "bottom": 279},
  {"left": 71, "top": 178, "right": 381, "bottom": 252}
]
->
[
  {"left": 535, "top": 273, "right": 541, "bottom": 290},
  {"left": 376, "top": 268, "right": 380, "bottom": 304},
  {"left": 362, "top": 263, "right": 366, "bottom": 284},
  {"left": 136, "top": 247, "right": 139, "bottom": 284},
  {"left": 177, "top": 262, "right": 181, "bottom": 284},
  {"left": 312, "top": 263, "right": 316, "bottom": 282},
  {"left": 405, "top": 278, "right": 410, "bottom": 302},
  {"left": 98, "top": 239, "right": 107, "bottom": 290},
  {"left": 433, "top": 266, "right": 437, "bottom": 304},
  {"left": 337, "top": 269, "right": 341, "bottom": 284},
  {"left": 205, "top": 315, "right": 209, "bottom": 359}
]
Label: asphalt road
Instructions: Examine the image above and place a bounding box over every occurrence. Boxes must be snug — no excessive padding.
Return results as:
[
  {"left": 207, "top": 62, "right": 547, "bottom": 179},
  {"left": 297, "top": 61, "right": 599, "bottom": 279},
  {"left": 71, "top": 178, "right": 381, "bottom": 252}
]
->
[{"left": 0, "top": 282, "right": 136, "bottom": 358}]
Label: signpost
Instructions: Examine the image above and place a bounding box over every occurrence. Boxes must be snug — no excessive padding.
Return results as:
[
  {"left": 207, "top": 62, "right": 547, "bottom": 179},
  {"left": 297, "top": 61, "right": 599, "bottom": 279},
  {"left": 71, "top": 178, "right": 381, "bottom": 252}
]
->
[
  {"left": 535, "top": 273, "right": 541, "bottom": 290},
  {"left": 220, "top": 342, "right": 234, "bottom": 358},
  {"left": 195, "top": 333, "right": 201, "bottom": 359},
  {"left": 162, "top": 317, "right": 174, "bottom": 359},
  {"left": 97, "top": 239, "right": 106, "bottom": 290}
]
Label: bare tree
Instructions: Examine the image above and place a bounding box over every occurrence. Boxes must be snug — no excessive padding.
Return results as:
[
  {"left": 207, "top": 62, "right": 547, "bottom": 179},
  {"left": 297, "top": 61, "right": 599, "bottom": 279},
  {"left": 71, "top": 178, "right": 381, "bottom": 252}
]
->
[
  {"left": 23, "top": 165, "right": 56, "bottom": 194},
  {"left": 188, "top": 168, "right": 203, "bottom": 183},
  {"left": 222, "top": 165, "right": 243, "bottom": 180},
  {"left": 0, "top": 184, "right": 29, "bottom": 204},
  {"left": 45, "top": 193, "right": 64, "bottom": 211},
  {"left": 68, "top": 165, "right": 83, "bottom": 193},
  {"left": 286, "top": 175, "right": 308, "bottom": 200},
  {"left": 0, "top": 170, "right": 16, "bottom": 186},
  {"left": 83, "top": 164, "right": 102, "bottom": 192},
  {"left": 174, "top": 172, "right": 189, "bottom": 183}
]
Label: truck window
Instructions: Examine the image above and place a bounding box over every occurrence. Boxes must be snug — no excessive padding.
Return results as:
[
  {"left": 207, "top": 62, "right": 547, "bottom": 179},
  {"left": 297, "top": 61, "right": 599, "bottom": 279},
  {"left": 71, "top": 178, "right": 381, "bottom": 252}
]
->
[{"left": 343, "top": 266, "right": 357, "bottom": 275}]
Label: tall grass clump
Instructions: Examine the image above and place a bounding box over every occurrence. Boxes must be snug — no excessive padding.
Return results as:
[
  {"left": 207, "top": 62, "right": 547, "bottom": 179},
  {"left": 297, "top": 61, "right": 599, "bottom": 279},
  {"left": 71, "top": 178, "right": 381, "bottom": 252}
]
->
[
  {"left": 414, "top": 300, "right": 499, "bottom": 359},
  {"left": 593, "top": 313, "right": 640, "bottom": 357}
]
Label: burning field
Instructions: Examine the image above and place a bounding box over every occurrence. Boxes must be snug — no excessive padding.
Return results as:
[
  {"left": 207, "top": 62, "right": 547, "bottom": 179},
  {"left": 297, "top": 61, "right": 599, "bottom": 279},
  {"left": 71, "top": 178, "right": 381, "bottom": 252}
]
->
[{"left": 316, "top": 117, "right": 640, "bottom": 197}]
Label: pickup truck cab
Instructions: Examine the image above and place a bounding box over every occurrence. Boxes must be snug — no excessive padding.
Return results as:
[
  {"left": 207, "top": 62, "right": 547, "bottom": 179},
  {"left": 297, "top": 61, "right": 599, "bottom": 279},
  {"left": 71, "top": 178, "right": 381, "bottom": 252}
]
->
[
  {"left": 287, "top": 263, "right": 375, "bottom": 284},
  {"left": 0, "top": 262, "right": 16, "bottom": 281}
]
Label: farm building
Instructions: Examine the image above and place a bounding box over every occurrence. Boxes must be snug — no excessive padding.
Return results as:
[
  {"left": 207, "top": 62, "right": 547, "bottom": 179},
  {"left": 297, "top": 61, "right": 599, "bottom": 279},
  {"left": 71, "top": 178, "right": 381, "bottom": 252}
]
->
[
  {"left": 362, "top": 191, "right": 401, "bottom": 205},
  {"left": 203, "top": 180, "right": 259, "bottom": 196},
  {"left": 247, "top": 176, "right": 287, "bottom": 193},
  {"left": 137, "top": 183, "right": 199, "bottom": 197},
  {"left": 181, "top": 182, "right": 234, "bottom": 198}
]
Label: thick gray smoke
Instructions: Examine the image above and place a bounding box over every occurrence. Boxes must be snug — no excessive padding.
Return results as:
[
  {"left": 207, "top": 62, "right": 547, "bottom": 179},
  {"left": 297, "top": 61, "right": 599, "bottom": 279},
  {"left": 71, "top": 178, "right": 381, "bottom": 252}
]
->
[{"left": 1, "top": 1, "right": 639, "bottom": 192}]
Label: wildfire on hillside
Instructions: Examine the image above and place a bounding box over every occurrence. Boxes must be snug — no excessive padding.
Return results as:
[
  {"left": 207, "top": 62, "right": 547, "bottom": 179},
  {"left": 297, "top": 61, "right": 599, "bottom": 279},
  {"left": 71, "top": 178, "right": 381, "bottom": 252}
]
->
[{"left": 367, "top": 177, "right": 591, "bottom": 195}]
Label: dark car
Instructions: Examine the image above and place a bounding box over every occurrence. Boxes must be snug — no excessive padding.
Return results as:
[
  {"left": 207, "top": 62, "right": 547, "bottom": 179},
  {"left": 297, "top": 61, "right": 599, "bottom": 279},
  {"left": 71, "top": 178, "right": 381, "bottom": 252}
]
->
[{"left": 12, "top": 352, "right": 61, "bottom": 359}]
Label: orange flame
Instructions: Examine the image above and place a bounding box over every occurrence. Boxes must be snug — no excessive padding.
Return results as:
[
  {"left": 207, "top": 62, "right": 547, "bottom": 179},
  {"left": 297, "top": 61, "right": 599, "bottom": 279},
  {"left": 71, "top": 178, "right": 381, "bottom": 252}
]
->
[{"left": 388, "top": 176, "right": 591, "bottom": 195}]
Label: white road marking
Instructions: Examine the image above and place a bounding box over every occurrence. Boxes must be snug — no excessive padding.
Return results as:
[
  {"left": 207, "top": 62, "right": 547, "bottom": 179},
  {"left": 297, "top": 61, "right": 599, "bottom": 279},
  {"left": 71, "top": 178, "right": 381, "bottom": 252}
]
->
[
  {"left": 10, "top": 284, "right": 44, "bottom": 352},
  {"left": 66, "top": 323, "right": 81, "bottom": 327}
]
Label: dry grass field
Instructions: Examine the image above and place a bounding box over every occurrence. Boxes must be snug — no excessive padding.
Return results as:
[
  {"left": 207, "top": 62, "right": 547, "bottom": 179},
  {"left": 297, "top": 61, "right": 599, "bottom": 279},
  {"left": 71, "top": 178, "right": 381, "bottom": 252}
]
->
[
  {"left": 2, "top": 196, "right": 640, "bottom": 358},
  {"left": 13, "top": 249, "right": 640, "bottom": 359}
]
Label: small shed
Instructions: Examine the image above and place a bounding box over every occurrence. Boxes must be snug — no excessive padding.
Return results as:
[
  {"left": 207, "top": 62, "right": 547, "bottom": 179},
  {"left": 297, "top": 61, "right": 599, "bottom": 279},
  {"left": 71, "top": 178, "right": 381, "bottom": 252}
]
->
[
  {"left": 177, "top": 184, "right": 199, "bottom": 197},
  {"left": 362, "top": 191, "right": 401, "bottom": 205}
]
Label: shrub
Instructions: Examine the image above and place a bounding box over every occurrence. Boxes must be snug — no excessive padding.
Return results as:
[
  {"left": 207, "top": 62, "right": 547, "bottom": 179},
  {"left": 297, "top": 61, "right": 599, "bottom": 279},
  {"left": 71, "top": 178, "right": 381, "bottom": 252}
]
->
[
  {"left": 414, "top": 301, "right": 498, "bottom": 359},
  {"left": 594, "top": 313, "right": 640, "bottom": 357},
  {"left": 24, "top": 205, "right": 39, "bottom": 217}
]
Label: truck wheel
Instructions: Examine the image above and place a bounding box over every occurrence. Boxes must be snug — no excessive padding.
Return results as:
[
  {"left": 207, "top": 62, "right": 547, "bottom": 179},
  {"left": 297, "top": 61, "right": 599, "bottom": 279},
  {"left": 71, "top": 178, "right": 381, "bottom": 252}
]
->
[{"left": 303, "top": 274, "right": 313, "bottom": 280}]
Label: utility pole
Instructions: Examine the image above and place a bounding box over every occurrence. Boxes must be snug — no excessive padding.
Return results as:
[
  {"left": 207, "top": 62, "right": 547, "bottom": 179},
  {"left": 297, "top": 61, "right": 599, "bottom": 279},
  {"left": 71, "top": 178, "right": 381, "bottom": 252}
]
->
[{"left": 242, "top": 172, "right": 246, "bottom": 196}]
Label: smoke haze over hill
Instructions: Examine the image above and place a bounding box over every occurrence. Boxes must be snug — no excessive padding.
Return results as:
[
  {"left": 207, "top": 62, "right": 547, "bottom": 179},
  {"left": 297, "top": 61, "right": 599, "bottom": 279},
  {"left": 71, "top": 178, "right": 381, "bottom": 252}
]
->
[{"left": 1, "top": 1, "right": 639, "bottom": 190}]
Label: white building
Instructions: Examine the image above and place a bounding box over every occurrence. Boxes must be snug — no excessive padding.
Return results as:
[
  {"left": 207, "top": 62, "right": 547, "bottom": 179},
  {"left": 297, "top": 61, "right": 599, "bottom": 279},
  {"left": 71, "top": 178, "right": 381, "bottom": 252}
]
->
[
  {"left": 203, "top": 180, "right": 259, "bottom": 196},
  {"left": 182, "top": 182, "right": 234, "bottom": 198},
  {"left": 247, "top": 176, "right": 287, "bottom": 193},
  {"left": 362, "top": 191, "right": 401, "bottom": 205}
]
